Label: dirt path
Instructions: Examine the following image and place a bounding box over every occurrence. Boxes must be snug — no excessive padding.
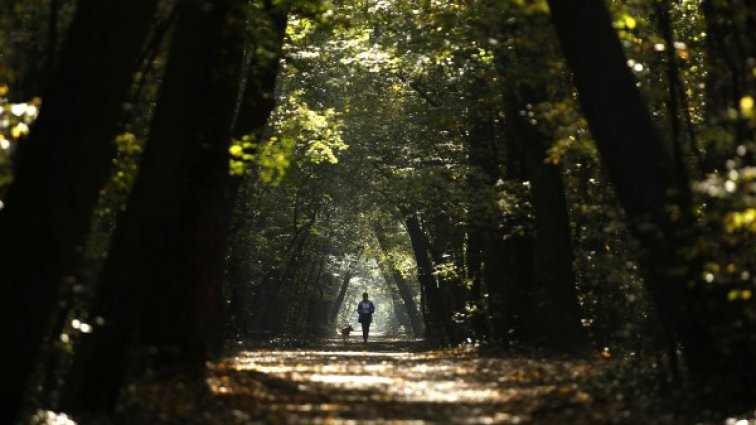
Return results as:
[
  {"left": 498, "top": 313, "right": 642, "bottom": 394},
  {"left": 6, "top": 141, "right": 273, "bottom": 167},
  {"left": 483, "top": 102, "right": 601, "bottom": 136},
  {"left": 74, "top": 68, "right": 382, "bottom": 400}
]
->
[
  {"left": 212, "top": 335, "right": 597, "bottom": 424},
  {"left": 106, "top": 335, "right": 735, "bottom": 425},
  {"left": 112, "top": 335, "right": 598, "bottom": 424}
]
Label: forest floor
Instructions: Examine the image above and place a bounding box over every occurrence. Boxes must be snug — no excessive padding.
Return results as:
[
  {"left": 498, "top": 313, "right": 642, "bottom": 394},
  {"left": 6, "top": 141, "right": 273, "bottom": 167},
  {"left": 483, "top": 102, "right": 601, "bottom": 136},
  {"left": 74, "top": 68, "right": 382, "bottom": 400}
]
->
[{"left": 63, "top": 335, "right": 755, "bottom": 425}]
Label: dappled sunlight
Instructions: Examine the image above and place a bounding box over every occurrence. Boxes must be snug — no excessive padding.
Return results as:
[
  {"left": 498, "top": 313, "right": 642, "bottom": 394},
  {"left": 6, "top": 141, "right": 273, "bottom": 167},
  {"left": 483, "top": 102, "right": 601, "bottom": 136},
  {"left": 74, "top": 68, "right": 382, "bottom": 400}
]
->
[
  {"left": 101, "top": 337, "right": 731, "bottom": 425},
  {"left": 200, "top": 336, "right": 598, "bottom": 424},
  {"left": 27, "top": 411, "right": 78, "bottom": 425},
  {"left": 3, "top": 0, "right": 754, "bottom": 423},
  {"left": 308, "top": 373, "right": 394, "bottom": 385}
]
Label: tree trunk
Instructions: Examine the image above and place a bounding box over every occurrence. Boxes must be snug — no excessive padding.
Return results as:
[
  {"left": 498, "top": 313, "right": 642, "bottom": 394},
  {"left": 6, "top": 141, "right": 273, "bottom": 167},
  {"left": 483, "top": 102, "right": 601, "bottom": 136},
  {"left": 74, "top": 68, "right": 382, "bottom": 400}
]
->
[
  {"left": 378, "top": 263, "right": 412, "bottom": 334},
  {"left": 465, "top": 93, "right": 503, "bottom": 341},
  {"left": 508, "top": 98, "right": 588, "bottom": 353},
  {"left": 425, "top": 211, "right": 468, "bottom": 316},
  {"left": 405, "top": 214, "right": 455, "bottom": 343},
  {"left": 329, "top": 270, "right": 354, "bottom": 326},
  {"left": 0, "top": 0, "right": 157, "bottom": 420},
  {"left": 481, "top": 103, "right": 536, "bottom": 346},
  {"left": 374, "top": 229, "right": 424, "bottom": 336},
  {"left": 545, "top": 0, "right": 738, "bottom": 388},
  {"left": 209, "top": 0, "right": 289, "bottom": 346},
  {"left": 701, "top": 0, "right": 754, "bottom": 168},
  {"left": 655, "top": 2, "right": 702, "bottom": 175},
  {"left": 60, "top": 0, "right": 245, "bottom": 413}
]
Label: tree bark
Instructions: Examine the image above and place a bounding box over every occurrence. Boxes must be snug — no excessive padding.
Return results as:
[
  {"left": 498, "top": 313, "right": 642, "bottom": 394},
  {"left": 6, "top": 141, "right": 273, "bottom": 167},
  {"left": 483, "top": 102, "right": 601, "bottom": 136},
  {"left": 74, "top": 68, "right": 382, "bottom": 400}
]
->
[
  {"left": 218, "top": 1, "right": 290, "bottom": 343},
  {"left": 0, "top": 0, "right": 157, "bottom": 420},
  {"left": 405, "top": 214, "right": 455, "bottom": 343},
  {"left": 329, "top": 268, "right": 355, "bottom": 326},
  {"left": 655, "top": 1, "right": 701, "bottom": 179},
  {"left": 374, "top": 229, "right": 424, "bottom": 336},
  {"left": 465, "top": 92, "right": 504, "bottom": 341},
  {"left": 508, "top": 98, "right": 588, "bottom": 353},
  {"left": 701, "top": 0, "right": 754, "bottom": 168},
  {"left": 545, "top": 0, "right": 728, "bottom": 386},
  {"left": 482, "top": 101, "right": 536, "bottom": 346},
  {"left": 60, "top": 0, "right": 245, "bottom": 412},
  {"left": 378, "top": 263, "right": 412, "bottom": 334}
]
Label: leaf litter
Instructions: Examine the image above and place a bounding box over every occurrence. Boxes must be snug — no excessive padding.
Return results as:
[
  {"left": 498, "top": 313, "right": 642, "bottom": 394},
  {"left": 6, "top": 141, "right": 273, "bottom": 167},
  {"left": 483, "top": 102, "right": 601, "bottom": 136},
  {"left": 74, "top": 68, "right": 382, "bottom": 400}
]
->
[{"left": 65, "top": 336, "right": 753, "bottom": 425}]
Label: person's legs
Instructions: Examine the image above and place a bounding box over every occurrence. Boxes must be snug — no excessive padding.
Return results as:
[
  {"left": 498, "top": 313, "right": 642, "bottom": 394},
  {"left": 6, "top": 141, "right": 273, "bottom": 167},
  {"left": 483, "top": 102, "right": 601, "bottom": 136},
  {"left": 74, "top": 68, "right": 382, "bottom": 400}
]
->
[{"left": 362, "top": 322, "right": 369, "bottom": 342}]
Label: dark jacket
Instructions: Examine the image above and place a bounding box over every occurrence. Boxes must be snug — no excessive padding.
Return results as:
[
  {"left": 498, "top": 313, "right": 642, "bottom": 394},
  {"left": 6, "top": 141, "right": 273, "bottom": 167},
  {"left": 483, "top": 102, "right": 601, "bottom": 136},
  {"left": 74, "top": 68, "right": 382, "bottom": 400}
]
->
[{"left": 357, "top": 300, "right": 375, "bottom": 324}]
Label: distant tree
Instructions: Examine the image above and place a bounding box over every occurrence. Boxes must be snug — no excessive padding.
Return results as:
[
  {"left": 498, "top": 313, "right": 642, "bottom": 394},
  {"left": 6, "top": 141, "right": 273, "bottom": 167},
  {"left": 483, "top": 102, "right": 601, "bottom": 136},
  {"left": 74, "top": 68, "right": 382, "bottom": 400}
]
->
[
  {"left": 374, "top": 228, "right": 424, "bottom": 336},
  {"left": 329, "top": 255, "right": 360, "bottom": 326}
]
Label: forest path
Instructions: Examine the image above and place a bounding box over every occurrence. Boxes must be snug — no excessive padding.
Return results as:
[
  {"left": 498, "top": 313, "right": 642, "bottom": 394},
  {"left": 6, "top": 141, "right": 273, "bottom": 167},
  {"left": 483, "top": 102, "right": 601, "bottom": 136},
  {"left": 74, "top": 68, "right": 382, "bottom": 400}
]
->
[
  {"left": 209, "top": 335, "right": 598, "bottom": 424},
  {"left": 112, "top": 335, "right": 725, "bottom": 425},
  {"left": 116, "top": 335, "right": 622, "bottom": 425}
]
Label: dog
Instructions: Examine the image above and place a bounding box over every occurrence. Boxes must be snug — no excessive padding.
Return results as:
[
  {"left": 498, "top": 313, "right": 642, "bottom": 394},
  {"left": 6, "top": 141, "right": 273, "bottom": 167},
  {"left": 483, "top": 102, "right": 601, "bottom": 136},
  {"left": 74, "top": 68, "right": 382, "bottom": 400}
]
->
[{"left": 339, "top": 325, "right": 354, "bottom": 343}]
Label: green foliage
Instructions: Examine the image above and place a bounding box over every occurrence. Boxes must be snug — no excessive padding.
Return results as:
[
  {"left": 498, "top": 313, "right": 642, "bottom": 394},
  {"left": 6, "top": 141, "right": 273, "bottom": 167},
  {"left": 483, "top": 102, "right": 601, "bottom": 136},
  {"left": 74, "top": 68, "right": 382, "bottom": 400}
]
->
[
  {"left": 1, "top": 0, "right": 753, "bottom": 398},
  {"left": 0, "top": 85, "right": 41, "bottom": 196},
  {"left": 230, "top": 92, "right": 346, "bottom": 183}
]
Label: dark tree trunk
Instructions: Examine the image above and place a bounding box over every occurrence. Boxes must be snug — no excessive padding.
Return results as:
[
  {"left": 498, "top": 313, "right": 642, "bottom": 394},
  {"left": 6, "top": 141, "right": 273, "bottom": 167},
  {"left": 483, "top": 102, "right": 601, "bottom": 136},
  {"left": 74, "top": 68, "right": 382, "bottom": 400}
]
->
[
  {"left": 60, "top": 0, "right": 245, "bottom": 413},
  {"left": 248, "top": 209, "right": 317, "bottom": 330},
  {"left": 405, "top": 214, "right": 455, "bottom": 343},
  {"left": 480, "top": 104, "right": 537, "bottom": 346},
  {"left": 508, "top": 98, "right": 588, "bottom": 354},
  {"left": 465, "top": 93, "right": 504, "bottom": 341},
  {"left": 425, "top": 212, "right": 468, "bottom": 316},
  {"left": 389, "top": 268, "right": 423, "bottom": 337},
  {"left": 545, "top": 0, "right": 747, "bottom": 390},
  {"left": 208, "top": 0, "right": 289, "bottom": 344},
  {"left": 44, "top": 0, "right": 60, "bottom": 82},
  {"left": 0, "top": 0, "right": 157, "bottom": 420},
  {"left": 232, "top": 2, "right": 288, "bottom": 137},
  {"left": 227, "top": 244, "right": 251, "bottom": 337},
  {"left": 654, "top": 2, "right": 702, "bottom": 175},
  {"left": 654, "top": 2, "right": 695, "bottom": 183},
  {"left": 374, "top": 229, "right": 424, "bottom": 336},
  {"left": 464, "top": 227, "right": 486, "bottom": 338},
  {"left": 701, "top": 0, "right": 754, "bottom": 168},
  {"left": 220, "top": 0, "right": 289, "bottom": 209},
  {"left": 378, "top": 264, "right": 412, "bottom": 334},
  {"left": 329, "top": 270, "right": 354, "bottom": 326},
  {"left": 206, "top": 0, "right": 290, "bottom": 355}
]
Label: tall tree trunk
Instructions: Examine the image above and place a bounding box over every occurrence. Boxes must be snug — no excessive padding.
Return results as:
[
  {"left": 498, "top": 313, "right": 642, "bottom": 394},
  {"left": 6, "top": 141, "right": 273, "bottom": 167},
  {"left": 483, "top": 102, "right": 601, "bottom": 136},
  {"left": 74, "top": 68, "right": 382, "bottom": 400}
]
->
[
  {"left": 701, "top": 0, "right": 754, "bottom": 168},
  {"left": 405, "top": 214, "right": 455, "bottom": 343},
  {"left": 425, "top": 211, "right": 468, "bottom": 315},
  {"left": 197, "top": 0, "right": 290, "bottom": 358},
  {"left": 0, "top": 0, "right": 157, "bottom": 421},
  {"left": 227, "top": 243, "right": 251, "bottom": 337},
  {"left": 248, "top": 209, "right": 317, "bottom": 330},
  {"left": 374, "top": 229, "right": 424, "bottom": 336},
  {"left": 481, "top": 104, "right": 536, "bottom": 346},
  {"left": 329, "top": 268, "right": 355, "bottom": 325},
  {"left": 214, "top": 0, "right": 289, "bottom": 345},
  {"left": 221, "top": 0, "right": 289, "bottom": 215},
  {"left": 654, "top": 2, "right": 702, "bottom": 175},
  {"left": 508, "top": 97, "right": 588, "bottom": 353},
  {"left": 60, "top": 0, "right": 245, "bottom": 413},
  {"left": 43, "top": 0, "right": 60, "bottom": 83},
  {"left": 545, "top": 0, "right": 739, "bottom": 388},
  {"left": 465, "top": 91, "right": 503, "bottom": 341},
  {"left": 378, "top": 263, "right": 412, "bottom": 334},
  {"left": 655, "top": 2, "right": 696, "bottom": 182}
]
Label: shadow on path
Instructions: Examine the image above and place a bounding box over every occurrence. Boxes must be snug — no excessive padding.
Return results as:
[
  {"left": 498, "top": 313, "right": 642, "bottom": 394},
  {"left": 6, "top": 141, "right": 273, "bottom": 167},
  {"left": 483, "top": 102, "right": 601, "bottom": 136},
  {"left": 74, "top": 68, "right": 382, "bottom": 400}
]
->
[
  {"left": 205, "top": 335, "right": 597, "bottom": 424},
  {"left": 101, "top": 335, "right": 734, "bottom": 425}
]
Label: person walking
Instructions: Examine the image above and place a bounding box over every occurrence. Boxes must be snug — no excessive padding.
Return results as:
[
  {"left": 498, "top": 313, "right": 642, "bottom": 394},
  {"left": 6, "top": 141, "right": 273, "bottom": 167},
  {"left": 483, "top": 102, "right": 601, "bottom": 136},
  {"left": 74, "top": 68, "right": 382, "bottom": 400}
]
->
[{"left": 357, "top": 292, "right": 375, "bottom": 343}]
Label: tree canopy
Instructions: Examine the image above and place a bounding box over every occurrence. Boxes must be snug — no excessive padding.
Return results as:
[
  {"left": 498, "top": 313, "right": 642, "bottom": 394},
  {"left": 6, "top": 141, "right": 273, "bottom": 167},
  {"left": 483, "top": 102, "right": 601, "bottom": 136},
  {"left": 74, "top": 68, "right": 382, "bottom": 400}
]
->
[{"left": 0, "top": 0, "right": 755, "bottom": 423}]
